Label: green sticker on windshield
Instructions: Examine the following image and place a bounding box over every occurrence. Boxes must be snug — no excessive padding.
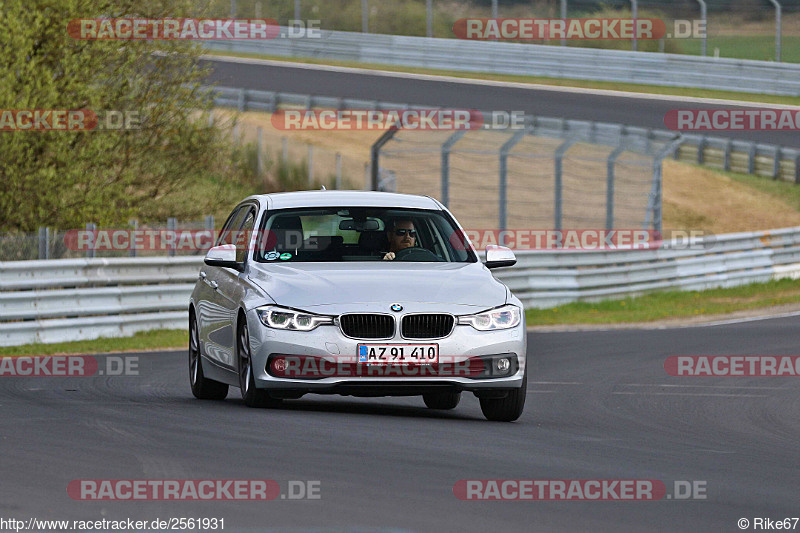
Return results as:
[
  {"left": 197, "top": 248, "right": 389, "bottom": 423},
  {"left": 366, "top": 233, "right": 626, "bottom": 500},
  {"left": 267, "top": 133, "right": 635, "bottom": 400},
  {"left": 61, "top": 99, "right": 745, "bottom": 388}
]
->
[{"left": 279, "top": 253, "right": 292, "bottom": 260}]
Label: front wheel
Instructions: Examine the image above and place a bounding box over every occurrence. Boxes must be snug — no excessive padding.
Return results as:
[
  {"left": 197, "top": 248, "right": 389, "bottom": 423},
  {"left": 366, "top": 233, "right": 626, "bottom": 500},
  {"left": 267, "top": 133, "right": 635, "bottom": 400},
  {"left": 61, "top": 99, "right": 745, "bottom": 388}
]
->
[
  {"left": 189, "top": 313, "right": 228, "bottom": 400},
  {"left": 479, "top": 368, "right": 526, "bottom": 422},
  {"left": 238, "top": 319, "right": 282, "bottom": 408}
]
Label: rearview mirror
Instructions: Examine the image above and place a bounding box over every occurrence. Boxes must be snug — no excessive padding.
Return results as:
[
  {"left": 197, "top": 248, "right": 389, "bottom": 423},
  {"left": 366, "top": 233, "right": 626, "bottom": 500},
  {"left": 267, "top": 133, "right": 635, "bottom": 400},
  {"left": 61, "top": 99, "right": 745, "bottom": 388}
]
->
[
  {"left": 484, "top": 245, "right": 516, "bottom": 269},
  {"left": 339, "top": 219, "right": 380, "bottom": 231},
  {"left": 204, "top": 244, "right": 243, "bottom": 271}
]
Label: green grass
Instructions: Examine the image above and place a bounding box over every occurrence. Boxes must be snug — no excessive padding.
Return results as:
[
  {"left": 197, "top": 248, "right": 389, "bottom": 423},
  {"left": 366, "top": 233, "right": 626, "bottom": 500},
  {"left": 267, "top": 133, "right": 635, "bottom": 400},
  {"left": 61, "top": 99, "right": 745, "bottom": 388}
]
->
[
  {"left": 0, "top": 329, "right": 187, "bottom": 357},
  {"left": 526, "top": 279, "right": 800, "bottom": 326},
  {"left": 721, "top": 168, "right": 800, "bottom": 212},
  {"left": 679, "top": 36, "right": 800, "bottom": 64},
  {"left": 204, "top": 50, "right": 800, "bottom": 106}
]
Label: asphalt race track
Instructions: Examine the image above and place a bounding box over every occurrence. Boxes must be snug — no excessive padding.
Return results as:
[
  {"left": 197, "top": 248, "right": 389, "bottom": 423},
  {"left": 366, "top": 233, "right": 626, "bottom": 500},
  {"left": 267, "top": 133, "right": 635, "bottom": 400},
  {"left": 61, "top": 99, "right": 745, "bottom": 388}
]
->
[
  {"left": 203, "top": 58, "right": 800, "bottom": 149},
  {"left": 2, "top": 317, "right": 798, "bottom": 532}
]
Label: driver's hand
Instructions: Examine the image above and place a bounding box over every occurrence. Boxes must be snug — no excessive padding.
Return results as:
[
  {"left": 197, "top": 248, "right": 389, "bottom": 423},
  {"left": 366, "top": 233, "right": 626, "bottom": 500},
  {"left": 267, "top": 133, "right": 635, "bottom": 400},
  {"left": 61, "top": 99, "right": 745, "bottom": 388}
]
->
[{"left": 382, "top": 252, "right": 395, "bottom": 260}]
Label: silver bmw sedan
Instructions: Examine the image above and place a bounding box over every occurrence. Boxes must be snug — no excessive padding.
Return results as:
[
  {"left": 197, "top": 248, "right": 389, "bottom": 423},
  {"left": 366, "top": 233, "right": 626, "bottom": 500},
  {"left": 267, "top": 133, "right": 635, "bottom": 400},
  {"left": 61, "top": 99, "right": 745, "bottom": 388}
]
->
[{"left": 189, "top": 191, "right": 527, "bottom": 421}]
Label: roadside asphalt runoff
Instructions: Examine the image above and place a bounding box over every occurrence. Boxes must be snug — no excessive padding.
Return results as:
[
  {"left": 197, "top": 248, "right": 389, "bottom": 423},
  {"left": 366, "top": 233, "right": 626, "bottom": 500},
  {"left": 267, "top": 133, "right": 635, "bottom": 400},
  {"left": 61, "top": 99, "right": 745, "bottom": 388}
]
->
[
  {"left": 1, "top": 316, "right": 798, "bottom": 532},
  {"left": 202, "top": 57, "right": 800, "bottom": 149}
]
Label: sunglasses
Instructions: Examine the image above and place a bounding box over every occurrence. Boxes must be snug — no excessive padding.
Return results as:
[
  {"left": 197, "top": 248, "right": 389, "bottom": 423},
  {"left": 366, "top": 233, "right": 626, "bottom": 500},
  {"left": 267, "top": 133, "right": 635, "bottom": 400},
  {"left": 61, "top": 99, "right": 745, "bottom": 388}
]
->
[{"left": 393, "top": 229, "right": 417, "bottom": 238}]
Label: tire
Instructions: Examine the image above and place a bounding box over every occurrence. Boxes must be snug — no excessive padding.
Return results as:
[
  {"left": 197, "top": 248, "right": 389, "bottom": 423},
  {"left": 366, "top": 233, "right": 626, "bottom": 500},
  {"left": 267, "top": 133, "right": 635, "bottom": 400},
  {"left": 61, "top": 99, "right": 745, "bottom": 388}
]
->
[
  {"left": 479, "top": 367, "right": 527, "bottom": 422},
  {"left": 423, "top": 391, "right": 461, "bottom": 410},
  {"left": 238, "top": 318, "right": 282, "bottom": 408},
  {"left": 189, "top": 312, "right": 228, "bottom": 400}
]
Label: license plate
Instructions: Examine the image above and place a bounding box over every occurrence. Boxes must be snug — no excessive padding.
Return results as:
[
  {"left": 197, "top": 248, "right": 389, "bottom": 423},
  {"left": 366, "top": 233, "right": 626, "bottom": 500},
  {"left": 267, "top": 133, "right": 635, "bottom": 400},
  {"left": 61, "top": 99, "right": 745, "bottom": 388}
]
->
[{"left": 357, "top": 344, "right": 439, "bottom": 364}]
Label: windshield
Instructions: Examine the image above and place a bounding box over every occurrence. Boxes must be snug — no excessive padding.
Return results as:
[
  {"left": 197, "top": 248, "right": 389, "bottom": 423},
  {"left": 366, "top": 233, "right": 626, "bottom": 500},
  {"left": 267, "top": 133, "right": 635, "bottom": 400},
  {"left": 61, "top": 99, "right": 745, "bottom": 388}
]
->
[{"left": 254, "top": 207, "right": 476, "bottom": 263}]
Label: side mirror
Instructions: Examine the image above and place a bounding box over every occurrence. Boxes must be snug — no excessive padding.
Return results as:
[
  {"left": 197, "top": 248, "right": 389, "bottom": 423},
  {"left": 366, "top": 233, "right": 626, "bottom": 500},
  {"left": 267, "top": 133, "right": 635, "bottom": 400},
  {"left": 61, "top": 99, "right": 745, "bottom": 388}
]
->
[
  {"left": 204, "top": 244, "right": 243, "bottom": 271},
  {"left": 484, "top": 245, "right": 516, "bottom": 269}
]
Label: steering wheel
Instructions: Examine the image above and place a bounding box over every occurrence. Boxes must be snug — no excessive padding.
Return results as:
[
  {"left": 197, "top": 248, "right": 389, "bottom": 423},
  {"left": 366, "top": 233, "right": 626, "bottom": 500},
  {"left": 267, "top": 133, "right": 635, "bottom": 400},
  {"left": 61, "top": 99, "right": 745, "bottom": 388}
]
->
[{"left": 394, "top": 246, "right": 444, "bottom": 262}]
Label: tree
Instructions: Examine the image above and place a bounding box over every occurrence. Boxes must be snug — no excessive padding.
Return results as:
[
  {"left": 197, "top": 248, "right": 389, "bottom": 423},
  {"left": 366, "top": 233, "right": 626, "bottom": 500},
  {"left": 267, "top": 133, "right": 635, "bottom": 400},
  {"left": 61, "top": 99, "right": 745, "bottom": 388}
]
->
[{"left": 0, "top": 0, "right": 244, "bottom": 231}]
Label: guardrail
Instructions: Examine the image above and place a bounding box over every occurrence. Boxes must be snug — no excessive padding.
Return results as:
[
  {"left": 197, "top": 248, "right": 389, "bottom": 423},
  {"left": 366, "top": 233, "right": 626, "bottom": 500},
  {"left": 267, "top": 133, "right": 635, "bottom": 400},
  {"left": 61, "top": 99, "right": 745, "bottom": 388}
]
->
[
  {"left": 3, "top": 227, "right": 800, "bottom": 346},
  {"left": 212, "top": 86, "right": 800, "bottom": 184},
  {"left": 0, "top": 257, "right": 199, "bottom": 346},
  {"left": 202, "top": 27, "right": 800, "bottom": 97}
]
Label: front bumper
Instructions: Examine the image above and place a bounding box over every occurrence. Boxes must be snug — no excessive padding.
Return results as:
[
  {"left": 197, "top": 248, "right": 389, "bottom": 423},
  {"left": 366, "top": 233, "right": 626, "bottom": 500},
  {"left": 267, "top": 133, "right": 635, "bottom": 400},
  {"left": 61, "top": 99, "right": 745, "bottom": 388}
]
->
[{"left": 246, "top": 310, "right": 526, "bottom": 394}]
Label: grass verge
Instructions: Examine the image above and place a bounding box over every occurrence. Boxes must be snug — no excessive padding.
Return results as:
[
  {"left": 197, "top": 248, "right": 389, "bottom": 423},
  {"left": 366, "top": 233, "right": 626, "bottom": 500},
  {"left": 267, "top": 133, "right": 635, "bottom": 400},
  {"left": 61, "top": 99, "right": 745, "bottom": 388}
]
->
[
  {"left": 0, "top": 329, "right": 187, "bottom": 357},
  {"left": 204, "top": 51, "right": 800, "bottom": 106},
  {"left": 526, "top": 279, "right": 800, "bottom": 326}
]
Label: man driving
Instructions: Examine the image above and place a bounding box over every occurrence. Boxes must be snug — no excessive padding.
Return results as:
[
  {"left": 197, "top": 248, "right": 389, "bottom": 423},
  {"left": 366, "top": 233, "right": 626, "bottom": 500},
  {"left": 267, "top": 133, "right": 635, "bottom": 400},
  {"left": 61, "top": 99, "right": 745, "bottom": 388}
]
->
[{"left": 382, "top": 219, "right": 417, "bottom": 260}]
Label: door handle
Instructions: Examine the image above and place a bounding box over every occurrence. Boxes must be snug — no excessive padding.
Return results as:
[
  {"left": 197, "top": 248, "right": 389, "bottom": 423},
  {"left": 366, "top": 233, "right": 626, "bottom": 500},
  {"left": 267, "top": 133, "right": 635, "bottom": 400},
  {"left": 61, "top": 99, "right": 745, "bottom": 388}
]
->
[
  {"left": 199, "top": 271, "right": 207, "bottom": 279},
  {"left": 209, "top": 281, "right": 219, "bottom": 290}
]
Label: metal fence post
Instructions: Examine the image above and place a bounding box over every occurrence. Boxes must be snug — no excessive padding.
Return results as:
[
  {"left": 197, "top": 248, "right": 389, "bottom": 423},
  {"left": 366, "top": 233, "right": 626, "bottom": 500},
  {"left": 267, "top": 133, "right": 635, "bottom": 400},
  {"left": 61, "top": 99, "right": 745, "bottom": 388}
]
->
[
  {"left": 230, "top": 0, "right": 236, "bottom": 17},
  {"left": 129, "top": 220, "right": 138, "bottom": 257},
  {"left": 257, "top": 127, "right": 264, "bottom": 176},
  {"left": 606, "top": 146, "right": 626, "bottom": 231},
  {"left": 560, "top": 0, "right": 567, "bottom": 47},
  {"left": 282, "top": 137, "right": 288, "bottom": 164},
  {"left": 38, "top": 227, "right": 47, "bottom": 260},
  {"left": 768, "top": 0, "right": 782, "bottom": 62},
  {"left": 492, "top": 0, "right": 498, "bottom": 18},
  {"left": 440, "top": 130, "right": 467, "bottom": 208},
  {"left": 307, "top": 144, "right": 314, "bottom": 186},
  {"left": 646, "top": 137, "right": 682, "bottom": 233},
  {"left": 370, "top": 128, "right": 399, "bottom": 191},
  {"left": 697, "top": 135, "right": 707, "bottom": 164},
  {"left": 723, "top": 139, "right": 732, "bottom": 171},
  {"left": 294, "top": 0, "right": 300, "bottom": 21},
  {"left": 237, "top": 88, "right": 245, "bottom": 112},
  {"left": 362, "top": 0, "right": 368, "bottom": 33},
  {"left": 205, "top": 215, "right": 215, "bottom": 251},
  {"left": 795, "top": 152, "right": 800, "bottom": 185},
  {"left": 86, "top": 222, "right": 96, "bottom": 258},
  {"left": 426, "top": 0, "right": 433, "bottom": 37},
  {"left": 498, "top": 130, "right": 526, "bottom": 231},
  {"left": 335, "top": 152, "right": 342, "bottom": 189},
  {"left": 773, "top": 147, "right": 782, "bottom": 180},
  {"left": 554, "top": 138, "right": 577, "bottom": 231},
  {"left": 748, "top": 142, "right": 757, "bottom": 174},
  {"left": 167, "top": 217, "right": 177, "bottom": 257},
  {"left": 630, "top": 0, "right": 638, "bottom": 52},
  {"left": 696, "top": 0, "right": 707, "bottom": 56}
]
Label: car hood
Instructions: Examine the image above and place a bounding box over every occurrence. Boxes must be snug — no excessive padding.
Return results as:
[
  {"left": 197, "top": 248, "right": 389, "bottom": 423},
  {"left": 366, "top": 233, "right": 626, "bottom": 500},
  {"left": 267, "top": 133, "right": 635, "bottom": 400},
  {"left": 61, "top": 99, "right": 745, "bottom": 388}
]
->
[{"left": 247, "top": 262, "right": 507, "bottom": 310}]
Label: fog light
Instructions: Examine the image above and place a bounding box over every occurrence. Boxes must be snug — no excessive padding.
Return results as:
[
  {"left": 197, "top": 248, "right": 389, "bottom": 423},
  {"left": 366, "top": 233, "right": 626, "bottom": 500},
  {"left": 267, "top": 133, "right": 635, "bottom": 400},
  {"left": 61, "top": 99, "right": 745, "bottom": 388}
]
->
[
  {"left": 271, "top": 358, "right": 286, "bottom": 374},
  {"left": 496, "top": 357, "right": 510, "bottom": 373}
]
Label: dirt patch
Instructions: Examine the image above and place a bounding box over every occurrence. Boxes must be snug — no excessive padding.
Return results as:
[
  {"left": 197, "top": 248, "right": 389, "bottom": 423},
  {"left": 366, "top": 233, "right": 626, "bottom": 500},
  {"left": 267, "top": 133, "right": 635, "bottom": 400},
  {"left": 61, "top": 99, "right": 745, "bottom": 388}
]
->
[{"left": 661, "top": 160, "right": 800, "bottom": 233}]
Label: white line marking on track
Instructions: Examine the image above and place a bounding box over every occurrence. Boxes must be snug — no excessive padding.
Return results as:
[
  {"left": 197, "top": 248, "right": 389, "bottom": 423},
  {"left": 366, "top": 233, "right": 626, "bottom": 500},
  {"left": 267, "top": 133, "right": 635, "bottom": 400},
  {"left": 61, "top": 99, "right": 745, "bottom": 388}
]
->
[
  {"left": 612, "top": 391, "right": 768, "bottom": 397},
  {"left": 531, "top": 381, "right": 582, "bottom": 385},
  {"left": 621, "top": 384, "right": 787, "bottom": 390}
]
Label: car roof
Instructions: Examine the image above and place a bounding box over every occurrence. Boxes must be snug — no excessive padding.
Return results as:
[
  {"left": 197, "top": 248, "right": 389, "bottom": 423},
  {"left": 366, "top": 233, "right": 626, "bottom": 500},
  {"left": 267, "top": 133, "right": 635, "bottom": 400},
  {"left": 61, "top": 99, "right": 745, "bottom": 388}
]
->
[{"left": 245, "top": 190, "right": 443, "bottom": 211}]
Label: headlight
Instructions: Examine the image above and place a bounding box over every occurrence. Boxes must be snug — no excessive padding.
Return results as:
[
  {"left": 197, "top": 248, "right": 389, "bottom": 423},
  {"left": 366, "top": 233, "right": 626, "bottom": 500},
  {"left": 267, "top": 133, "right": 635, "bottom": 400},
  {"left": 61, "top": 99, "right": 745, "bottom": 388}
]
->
[
  {"left": 458, "top": 305, "right": 521, "bottom": 331},
  {"left": 256, "top": 306, "right": 333, "bottom": 331}
]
